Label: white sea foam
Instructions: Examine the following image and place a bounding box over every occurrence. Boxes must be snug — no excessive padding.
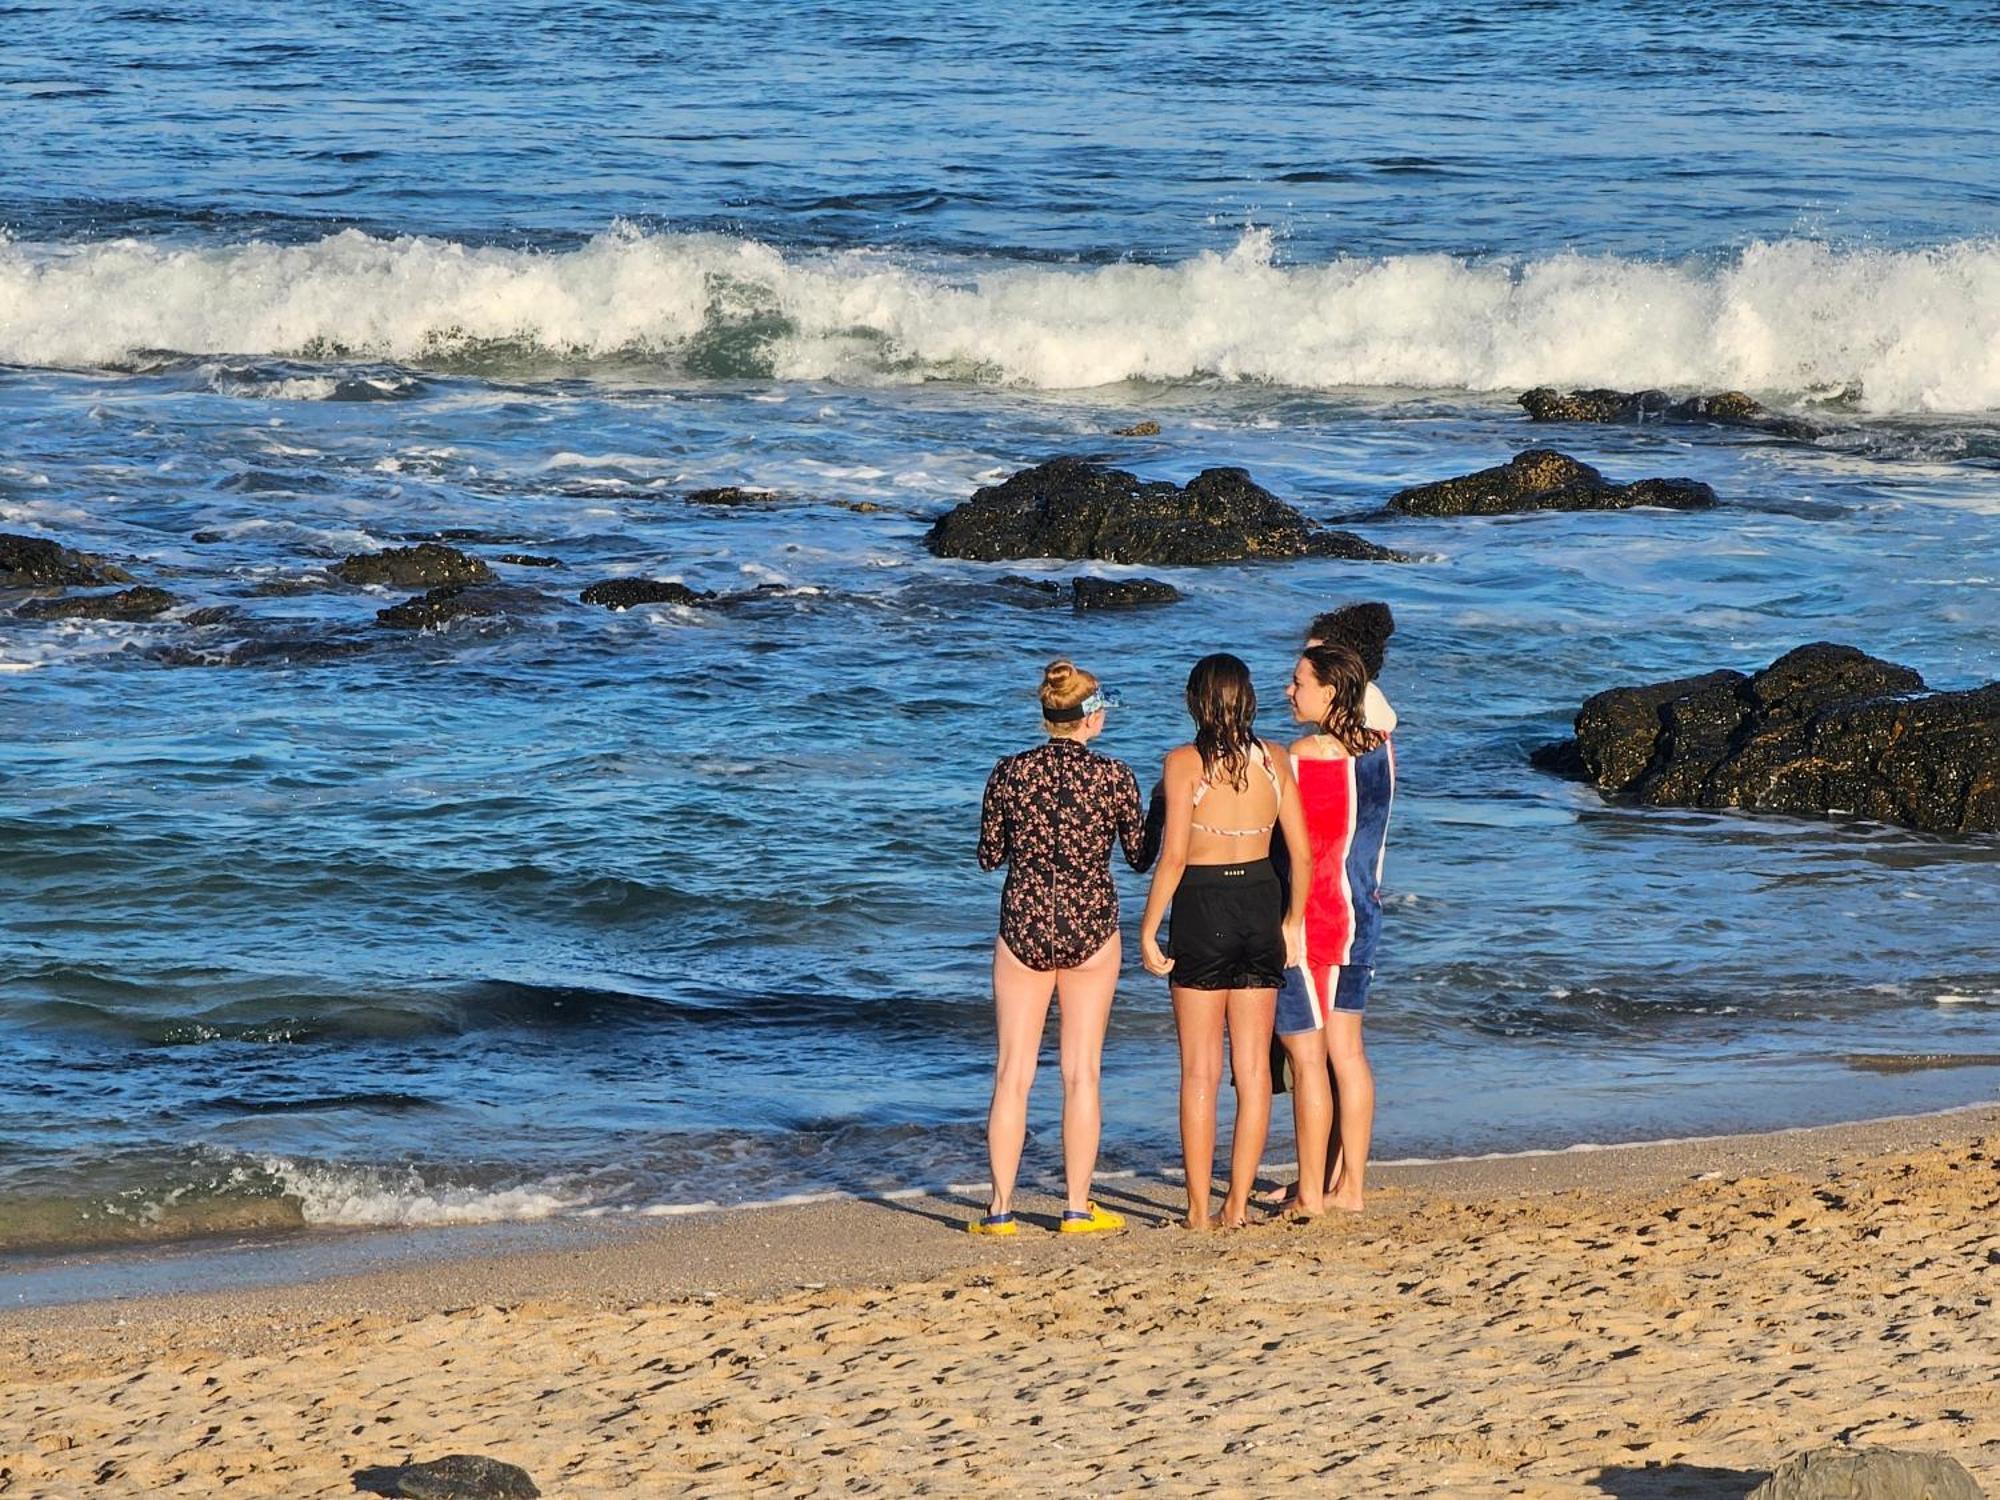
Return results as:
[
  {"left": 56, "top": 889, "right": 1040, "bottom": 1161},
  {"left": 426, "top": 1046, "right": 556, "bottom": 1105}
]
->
[
  {"left": 261, "top": 1158, "right": 590, "bottom": 1228},
  {"left": 5, "top": 226, "right": 2000, "bottom": 411}
]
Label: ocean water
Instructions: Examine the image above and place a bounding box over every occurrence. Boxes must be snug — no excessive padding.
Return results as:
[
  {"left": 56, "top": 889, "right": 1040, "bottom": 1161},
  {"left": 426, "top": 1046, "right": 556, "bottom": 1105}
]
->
[{"left": 2, "top": 0, "right": 1999, "bottom": 1259}]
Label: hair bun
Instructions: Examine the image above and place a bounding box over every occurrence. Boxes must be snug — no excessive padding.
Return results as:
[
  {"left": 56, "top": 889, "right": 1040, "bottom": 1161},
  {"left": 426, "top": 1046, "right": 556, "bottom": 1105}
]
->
[{"left": 1039, "top": 658, "right": 1098, "bottom": 715}]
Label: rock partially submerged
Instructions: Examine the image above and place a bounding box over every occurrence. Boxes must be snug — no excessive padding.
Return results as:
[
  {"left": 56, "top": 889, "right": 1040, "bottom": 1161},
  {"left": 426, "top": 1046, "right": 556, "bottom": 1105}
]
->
[
  {"left": 333, "top": 544, "right": 493, "bottom": 589},
  {"left": 14, "top": 586, "right": 177, "bottom": 621},
  {"left": 375, "top": 585, "right": 506, "bottom": 631},
  {"left": 685, "top": 486, "right": 782, "bottom": 506},
  {"left": 1745, "top": 1446, "right": 1983, "bottom": 1500},
  {"left": 926, "top": 458, "right": 1404, "bottom": 565},
  {"left": 1520, "top": 387, "right": 1826, "bottom": 441},
  {"left": 998, "top": 574, "right": 1183, "bottom": 609},
  {"left": 1112, "top": 419, "right": 1161, "bottom": 437},
  {"left": 1387, "top": 449, "right": 1717, "bottom": 516},
  {"left": 496, "top": 553, "right": 563, "bottom": 569},
  {"left": 1532, "top": 643, "right": 2000, "bottom": 834},
  {"left": 1071, "top": 576, "right": 1181, "bottom": 609},
  {"left": 0, "top": 533, "right": 134, "bottom": 588},
  {"left": 579, "top": 578, "right": 716, "bottom": 610}
]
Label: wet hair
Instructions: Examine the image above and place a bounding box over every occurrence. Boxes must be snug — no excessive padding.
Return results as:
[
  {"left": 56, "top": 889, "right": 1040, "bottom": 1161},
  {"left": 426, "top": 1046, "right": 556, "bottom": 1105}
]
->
[
  {"left": 1039, "top": 659, "right": 1098, "bottom": 736},
  {"left": 1304, "top": 601, "right": 1394, "bottom": 680},
  {"left": 1185, "top": 653, "right": 1258, "bottom": 790},
  {"left": 1300, "top": 642, "right": 1387, "bottom": 754}
]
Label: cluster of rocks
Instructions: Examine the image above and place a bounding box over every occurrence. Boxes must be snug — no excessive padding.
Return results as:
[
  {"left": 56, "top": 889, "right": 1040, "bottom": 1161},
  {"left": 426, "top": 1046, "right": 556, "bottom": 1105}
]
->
[
  {"left": 2, "top": 532, "right": 178, "bottom": 620},
  {"left": 925, "top": 458, "right": 1406, "bottom": 565},
  {"left": 1387, "top": 450, "right": 1716, "bottom": 516},
  {"left": 1520, "top": 386, "right": 1827, "bottom": 441},
  {"left": 1533, "top": 643, "right": 2000, "bottom": 835}
]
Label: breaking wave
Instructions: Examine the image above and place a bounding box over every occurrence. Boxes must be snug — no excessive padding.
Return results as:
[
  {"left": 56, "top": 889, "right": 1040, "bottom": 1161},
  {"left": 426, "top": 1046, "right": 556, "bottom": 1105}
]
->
[{"left": 4, "top": 225, "right": 2000, "bottom": 411}]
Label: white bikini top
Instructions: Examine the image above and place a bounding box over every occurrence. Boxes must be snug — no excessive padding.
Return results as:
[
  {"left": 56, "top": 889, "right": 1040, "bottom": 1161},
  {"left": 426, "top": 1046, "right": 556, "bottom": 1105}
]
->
[{"left": 1188, "top": 740, "right": 1282, "bottom": 837}]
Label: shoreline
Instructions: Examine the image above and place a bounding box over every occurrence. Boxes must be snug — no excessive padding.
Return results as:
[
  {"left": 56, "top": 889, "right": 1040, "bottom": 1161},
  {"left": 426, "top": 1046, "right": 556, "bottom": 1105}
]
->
[
  {"left": 7, "top": 1096, "right": 1992, "bottom": 1320},
  {"left": 3, "top": 1094, "right": 1996, "bottom": 1317},
  {"left": 6, "top": 1100, "right": 1995, "bottom": 1349},
  {"left": 4, "top": 1103, "right": 1997, "bottom": 1495}
]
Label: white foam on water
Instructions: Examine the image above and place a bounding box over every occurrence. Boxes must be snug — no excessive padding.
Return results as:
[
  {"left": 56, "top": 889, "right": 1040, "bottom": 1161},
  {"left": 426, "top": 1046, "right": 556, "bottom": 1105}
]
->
[
  {"left": 5, "top": 226, "right": 2000, "bottom": 411},
  {"left": 261, "top": 1157, "right": 591, "bottom": 1228}
]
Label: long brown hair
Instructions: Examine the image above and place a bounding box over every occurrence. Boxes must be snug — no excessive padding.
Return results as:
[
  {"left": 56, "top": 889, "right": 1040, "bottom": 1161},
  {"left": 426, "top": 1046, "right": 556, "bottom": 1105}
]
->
[
  {"left": 1301, "top": 642, "right": 1386, "bottom": 754},
  {"left": 1185, "top": 653, "right": 1257, "bottom": 790}
]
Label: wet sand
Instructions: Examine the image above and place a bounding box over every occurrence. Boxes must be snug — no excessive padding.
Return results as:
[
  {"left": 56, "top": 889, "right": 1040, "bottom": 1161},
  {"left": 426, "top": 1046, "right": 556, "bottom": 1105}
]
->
[{"left": 4, "top": 1106, "right": 1998, "bottom": 1496}]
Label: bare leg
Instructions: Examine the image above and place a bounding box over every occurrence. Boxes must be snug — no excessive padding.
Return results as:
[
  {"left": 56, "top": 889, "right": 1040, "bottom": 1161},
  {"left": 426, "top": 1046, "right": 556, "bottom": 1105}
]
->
[
  {"left": 1172, "top": 987, "right": 1225, "bottom": 1229},
  {"left": 1054, "top": 935, "right": 1118, "bottom": 1213},
  {"left": 1278, "top": 1026, "right": 1331, "bottom": 1217},
  {"left": 987, "top": 939, "right": 1057, "bottom": 1216},
  {"left": 1219, "top": 987, "right": 1276, "bottom": 1227},
  {"left": 1326, "top": 1012, "right": 1374, "bottom": 1212}
]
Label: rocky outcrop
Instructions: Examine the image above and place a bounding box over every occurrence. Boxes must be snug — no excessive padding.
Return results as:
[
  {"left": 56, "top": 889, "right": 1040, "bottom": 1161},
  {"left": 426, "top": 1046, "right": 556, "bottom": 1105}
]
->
[
  {"left": 375, "top": 585, "right": 505, "bottom": 630},
  {"left": 1388, "top": 450, "right": 1717, "bottom": 516},
  {"left": 333, "top": 544, "right": 493, "bottom": 589},
  {"left": 14, "top": 586, "right": 176, "bottom": 621},
  {"left": 0, "top": 533, "right": 134, "bottom": 587},
  {"left": 1532, "top": 643, "right": 2000, "bottom": 834},
  {"left": 926, "top": 459, "right": 1404, "bottom": 565},
  {"left": 1520, "top": 387, "right": 1826, "bottom": 441},
  {"left": 1745, "top": 1446, "right": 1983, "bottom": 1500},
  {"left": 579, "top": 579, "right": 715, "bottom": 610},
  {"left": 357, "top": 1453, "right": 541, "bottom": 1499},
  {"left": 1112, "top": 420, "right": 1161, "bottom": 437},
  {"left": 496, "top": 553, "right": 563, "bottom": 569}
]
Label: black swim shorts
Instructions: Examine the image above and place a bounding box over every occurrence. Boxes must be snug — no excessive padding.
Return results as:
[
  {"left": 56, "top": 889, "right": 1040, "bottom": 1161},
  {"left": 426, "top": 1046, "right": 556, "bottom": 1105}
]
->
[{"left": 1167, "top": 859, "right": 1286, "bottom": 992}]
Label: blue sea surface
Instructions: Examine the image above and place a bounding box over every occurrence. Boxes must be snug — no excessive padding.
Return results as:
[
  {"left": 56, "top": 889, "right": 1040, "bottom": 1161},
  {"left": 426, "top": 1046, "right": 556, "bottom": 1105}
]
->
[{"left": 1, "top": 0, "right": 1998, "bottom": 1258}]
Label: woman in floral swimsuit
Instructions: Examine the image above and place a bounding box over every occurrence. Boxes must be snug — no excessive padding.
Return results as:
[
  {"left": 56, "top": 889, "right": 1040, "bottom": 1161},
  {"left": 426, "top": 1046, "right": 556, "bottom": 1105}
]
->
[{"left": 973, "top": 660, "right": 1146, "bottom": 1236}]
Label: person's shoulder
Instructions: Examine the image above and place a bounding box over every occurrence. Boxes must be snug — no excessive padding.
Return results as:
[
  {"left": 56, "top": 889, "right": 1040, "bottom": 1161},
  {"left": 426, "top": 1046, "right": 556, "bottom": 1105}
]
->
[
  {"left": 1289, "top": 731, "right": 1333, "bottom": 760},
  {"left": 1160, "top": 743, "right": 1201, "bottom": 774}
]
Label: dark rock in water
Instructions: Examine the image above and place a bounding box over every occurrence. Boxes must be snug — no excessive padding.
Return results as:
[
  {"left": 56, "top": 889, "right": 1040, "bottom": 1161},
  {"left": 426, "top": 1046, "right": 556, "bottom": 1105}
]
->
[
  {"left": 579, "top": 578, "right": 716, "bottom": 610},
  {"left": 998, "top": 574, "right": 1065, "bottom": 601},
  {"left": 375, "top": 585, "right": 506, "bottom": 630},
  {"left": 155, "top": 632, "right": 378, "bottom": 668},
  {"left": 190, "top": 530, "right": 228, "bottom": 545},
  {"left": 357, "top": 1453, "right": 541, "bottom": 1499},
  {"left": 247, "top": 574, "right": 335, "bottom": 597},
  {"left": 495, "top": 553, "right": 563, "bottom": 569},
  {"left": 0, "top": 533, "right": 134, "bottom": 587},
  {"left": 1519, "top": 386, "right": 1826, "bottom": 441},
  {"left": 1386, "top": 449, "right": 1717, "bottom": 516},
  {"left": 1745, "top": 1446, "right": 1983, "bottom": 1500},
  {"left": 182, "top": 605, "right": 242, "bottom": 628},
  {"left": 925, "top": 458, "right": 1405, "bottom": 565},
  {"left": 1112, "top": 419, "right": 1161, "bottom": 437},
  {"left": 333, "top": 543, "right": 493, "bottom": 589},
  {"left": 14, "top": 586, "right": 176, "bottom": 621},
  {"left": 1071, "top": 576, "right": 1181, "bottom": 609},
  {"left": 1535, "top": 643, "right": 1999, "bottom": 834},
  {"left": 685, "top": 486, "right": 782, "bottom": 506}
]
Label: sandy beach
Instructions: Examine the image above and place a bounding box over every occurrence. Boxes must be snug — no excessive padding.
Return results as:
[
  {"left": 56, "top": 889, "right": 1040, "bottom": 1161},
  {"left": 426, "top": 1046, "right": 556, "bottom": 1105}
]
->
[{"left": 3, "top": 1107, "right": 1996, "bottom": 1497}]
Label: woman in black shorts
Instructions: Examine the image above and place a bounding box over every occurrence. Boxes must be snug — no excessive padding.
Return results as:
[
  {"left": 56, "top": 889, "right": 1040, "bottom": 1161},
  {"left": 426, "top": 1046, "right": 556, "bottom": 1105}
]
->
[{"left": 1138, "top": 654, "right": 1311, "bottom": 1229}]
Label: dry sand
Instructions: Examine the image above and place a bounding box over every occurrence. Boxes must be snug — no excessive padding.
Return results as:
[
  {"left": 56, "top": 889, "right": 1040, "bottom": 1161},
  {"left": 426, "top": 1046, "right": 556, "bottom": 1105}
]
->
[{"left": 3, "top": 1107, "right": 1997, "bottom": 1497}]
